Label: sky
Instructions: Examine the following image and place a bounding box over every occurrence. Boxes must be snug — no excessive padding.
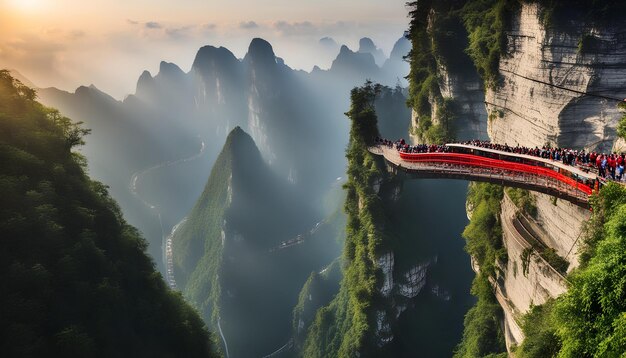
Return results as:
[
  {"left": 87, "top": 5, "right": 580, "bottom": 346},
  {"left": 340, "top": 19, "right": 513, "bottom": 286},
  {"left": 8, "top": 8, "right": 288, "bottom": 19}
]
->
[{"left": 0, "top": 0, "right": 410, "bottom": 98}]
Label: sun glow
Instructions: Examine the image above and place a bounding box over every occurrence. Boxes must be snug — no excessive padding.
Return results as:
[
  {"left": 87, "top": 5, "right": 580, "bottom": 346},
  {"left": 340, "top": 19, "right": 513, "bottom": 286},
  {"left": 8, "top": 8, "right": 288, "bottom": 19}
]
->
[{"left": 8, "top": 0, "right": 43, "bottom": 12}]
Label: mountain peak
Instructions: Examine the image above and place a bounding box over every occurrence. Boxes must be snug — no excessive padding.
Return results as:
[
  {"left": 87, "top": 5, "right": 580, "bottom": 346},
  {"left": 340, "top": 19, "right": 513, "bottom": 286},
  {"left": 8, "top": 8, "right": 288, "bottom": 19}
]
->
[
  {"left": 224, "top": 126, "right": 253, "bottom": 149},
  {"left": 217, "top": 126, "right": 264, "bottom": 177},
  {"left": 329, "top": 43, "right": 380, "bottom": 80},
  {"left": 8, "top": 69, "right": 36, "bottom": 88},
  {"left": 248, "top": 38, "right": 275, "bottom": 58},
  {"left": 357, "top": 37, "right": 385, "bottom": 66},
  {"left": 158, "top": 61, "right": 185, "bottom": 77},
  {"left": 139, "top": 70, "right": 153, "bottom": 81},
  {"left": 75, "top": 84, "right": 118, "bottom": 104},
  {"left": 319, "top": 37, "right": 338, "bottom": 47},
  {"left": 244, "top": 38, "right": 277, "bottom": 69},
  {"left": 136, "top": 70, "right": 154, "bottom": 96},
  {"left": 358, "top": 37, "right": 376, "bottom": 52},
  {"left": 192, "top": 45, "right": 239, "bottom": 71},
  {"left": 228, "top": 125, "right": 245, "bottom": 138},
  {"left": 389, "top": 35, "right": 411, "bottom": 61}
]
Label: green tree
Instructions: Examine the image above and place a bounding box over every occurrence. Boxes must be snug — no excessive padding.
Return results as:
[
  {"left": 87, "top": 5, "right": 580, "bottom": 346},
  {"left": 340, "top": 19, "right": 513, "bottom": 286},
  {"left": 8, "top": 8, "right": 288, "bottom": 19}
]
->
[{"left": 0, "top": 70, "right": 219, "bottom": 357}]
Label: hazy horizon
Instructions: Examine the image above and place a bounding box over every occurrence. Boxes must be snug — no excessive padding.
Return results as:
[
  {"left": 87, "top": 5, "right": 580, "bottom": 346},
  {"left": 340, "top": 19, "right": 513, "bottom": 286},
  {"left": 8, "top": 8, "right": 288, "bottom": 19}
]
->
[{"left": 0, "top": 0, "right": 410, "bottom": 99}]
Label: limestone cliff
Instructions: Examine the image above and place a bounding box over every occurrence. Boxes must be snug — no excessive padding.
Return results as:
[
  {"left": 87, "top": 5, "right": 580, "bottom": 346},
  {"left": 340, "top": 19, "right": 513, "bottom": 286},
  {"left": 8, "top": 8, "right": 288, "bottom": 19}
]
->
[
  {"left": 406, "top": 3, "right": 488, "bottom": 144},
  {"left": 406, "top": 1, "right": 624, "bottom": 354},
  {"left": 487, "top": 3, "right": 626, "bottom": 152},
  {"left": 472, "top": 1, "right": 622, "bottom": 352}
]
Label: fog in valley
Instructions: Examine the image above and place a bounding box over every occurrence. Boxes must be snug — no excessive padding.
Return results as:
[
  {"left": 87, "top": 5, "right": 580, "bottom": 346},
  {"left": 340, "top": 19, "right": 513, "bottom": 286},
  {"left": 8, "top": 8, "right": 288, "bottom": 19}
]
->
[{"left": 34, "top": 35, "right": 428, "bottom": 356}]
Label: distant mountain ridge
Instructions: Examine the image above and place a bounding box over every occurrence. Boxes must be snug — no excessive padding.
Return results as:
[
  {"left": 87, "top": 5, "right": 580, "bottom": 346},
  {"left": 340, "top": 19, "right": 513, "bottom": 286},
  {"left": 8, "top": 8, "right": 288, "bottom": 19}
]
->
[{"left": 34, "top": 35, "right": 410, "bottom": 268}]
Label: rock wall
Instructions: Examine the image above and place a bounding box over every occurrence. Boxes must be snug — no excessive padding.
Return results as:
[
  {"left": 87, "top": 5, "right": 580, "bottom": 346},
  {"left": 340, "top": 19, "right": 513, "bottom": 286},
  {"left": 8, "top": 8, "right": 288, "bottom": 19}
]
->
[
  {"left": 478, "top": 3, "right": 626, "bottom": 351},
  {"left": 438, "top": 63, "right": 489, "bottom": 141},
  {"left": 486, "top": 3, "right": 626, "bottom": 152},
  {"left": 531, "top": 193, "right": 589, "bottom": 271},
  {"left": 410, "top": 62, "right": 488, "bottom": 144},
  {"left": 496, "top": 194, "right": 570, "bottom": 349},
  {"left": 372, "top": 250, "right": 434, "bottom": 347}
]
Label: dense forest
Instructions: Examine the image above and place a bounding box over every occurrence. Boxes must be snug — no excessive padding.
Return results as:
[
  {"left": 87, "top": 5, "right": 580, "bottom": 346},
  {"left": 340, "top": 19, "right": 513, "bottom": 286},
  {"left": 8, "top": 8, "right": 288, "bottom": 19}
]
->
[{"left": 0, "top": 71, "right": 218, "bottom": 357}]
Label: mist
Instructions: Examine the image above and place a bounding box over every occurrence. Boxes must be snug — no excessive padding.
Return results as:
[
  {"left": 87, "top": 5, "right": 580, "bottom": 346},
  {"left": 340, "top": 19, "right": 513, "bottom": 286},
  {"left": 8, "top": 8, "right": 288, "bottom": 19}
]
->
[
  {"left": 0, "top": 0, "right": 410, "bottom": 99},
  {"left": 33, "top": 34, "right": 411, "bottom": 356}
]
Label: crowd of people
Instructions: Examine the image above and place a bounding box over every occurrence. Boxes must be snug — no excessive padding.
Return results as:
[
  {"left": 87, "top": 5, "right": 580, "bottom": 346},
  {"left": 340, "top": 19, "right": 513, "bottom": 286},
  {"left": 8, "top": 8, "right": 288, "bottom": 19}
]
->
[
  {"left": 461, "top": 140, "right": 625, "bottom": 181},
  {"left": 374, "top": 137, "right": 626, "bottom": 181},
  {"left": 375, "top": 137, "right": 449, "bottom": 153}
]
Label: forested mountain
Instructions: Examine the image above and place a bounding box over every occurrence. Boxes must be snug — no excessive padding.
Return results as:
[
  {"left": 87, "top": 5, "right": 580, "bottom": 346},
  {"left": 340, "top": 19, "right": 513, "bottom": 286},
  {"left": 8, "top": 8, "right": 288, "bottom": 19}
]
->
[
  {"left": 172, "top": 127, "right": 342, "bottom": 357},
  {"left": 0, "top": 70, "right": 218, "bottom": 357}
]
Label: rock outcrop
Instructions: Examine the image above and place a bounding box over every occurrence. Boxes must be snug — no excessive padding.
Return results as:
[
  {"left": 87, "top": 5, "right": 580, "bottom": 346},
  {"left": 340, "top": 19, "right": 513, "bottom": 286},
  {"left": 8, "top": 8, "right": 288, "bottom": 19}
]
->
[
  {"left": 437, "top": 63, "right": 489, "bottom": 141},
  {"left": 486, "top": 3, "right": 626, "bottom": 152}
]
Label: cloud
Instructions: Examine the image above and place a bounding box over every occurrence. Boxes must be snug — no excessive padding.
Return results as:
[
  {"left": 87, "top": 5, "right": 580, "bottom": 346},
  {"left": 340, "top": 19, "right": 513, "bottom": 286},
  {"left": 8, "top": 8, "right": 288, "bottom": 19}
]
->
[
  {"left": 164, "top": 26, "right": 193, "bottom": 40},
  {"left": 0, "top": 34, "right": 66, "bottom": 85},
  {"left": 273, "top": 21, "right": 317, "bottom": 36},
  {"left": 239, "top": 21, "right": 259, "bottom": 29},
  {"left": 145, "top": 21, "right": 163, "bottom": 29}
]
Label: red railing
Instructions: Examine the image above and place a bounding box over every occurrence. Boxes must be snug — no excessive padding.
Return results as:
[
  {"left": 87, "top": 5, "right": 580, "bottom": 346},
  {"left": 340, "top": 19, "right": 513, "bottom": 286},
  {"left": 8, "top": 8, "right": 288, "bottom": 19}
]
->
[{"left": 398, "top": 152, "right": 593, "bottom": 196}]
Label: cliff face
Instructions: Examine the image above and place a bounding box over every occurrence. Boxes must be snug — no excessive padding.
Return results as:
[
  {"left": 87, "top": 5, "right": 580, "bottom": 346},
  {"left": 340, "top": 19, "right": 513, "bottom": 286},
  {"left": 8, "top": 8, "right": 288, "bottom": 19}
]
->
[
  {"left": 407, "top": 6, "right": 488, "bottom": 144},
  {"left": 495, "top": 194, "right": 570, "bottom": 347},
  {"left": 437, "top": 63, "right": 489, "bottom": 141},
  {"left": 303, "top": 83, "right": 474, "bottom": 357},
  {"left": 404, "top": 1, "right": 624, "bottom": 354},
  {"left": 410, "top": 62, "right": 488, "bottom": 143},
  {"left": 487, "top": 3, "right": 626, "bottom": 152},
  {"left": 481, "top": 2, "right": 624, "bottom": 351}
]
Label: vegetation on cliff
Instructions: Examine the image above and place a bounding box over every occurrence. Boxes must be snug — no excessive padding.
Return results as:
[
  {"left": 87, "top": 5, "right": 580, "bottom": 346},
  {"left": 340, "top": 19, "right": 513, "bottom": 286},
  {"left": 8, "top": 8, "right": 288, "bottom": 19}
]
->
[
  {"left": 464, "top": 183, "right": 505, "bottom": 277},
  {"left": 406, "top": 1, "right": 467, "bottom": 143},
  {"left": 292, "top": 260, "right": 342, "bottom": 350},
  {"left": 174, "top": 125, "right": 337, "bottom": 357},
  {"left": 506, "top": 188, "right": 537, "bottom": 217},
  {"left": 0, "top": 70, "right": 217, "bottom": 357},
  {"left": 302, "top": 81, "right": 390, "bottom": 357},
  {"left": 461, "top": 0, "right": 516, "bottom": 89},
  {"left": 454, "top": 275, "right": 507, "bottom": 358},
  {"left": 171, "top": 129, "right": 251, "bottom": 325},
  {"left": 455, "top": 183, "right": 508, "bottom": 357},
  {"left": 516, "top": 182, "right": 626, "bottom": 357}
]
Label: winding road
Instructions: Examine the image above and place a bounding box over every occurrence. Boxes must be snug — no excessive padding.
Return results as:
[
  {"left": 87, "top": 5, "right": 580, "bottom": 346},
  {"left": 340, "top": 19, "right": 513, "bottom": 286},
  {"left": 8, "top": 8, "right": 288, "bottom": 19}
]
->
[
  {"left": 129, "top": 138, "right": 206, "bottom": 289},
  {"left": 129, "top": 138, "right": 236, "bottom": 357}
]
